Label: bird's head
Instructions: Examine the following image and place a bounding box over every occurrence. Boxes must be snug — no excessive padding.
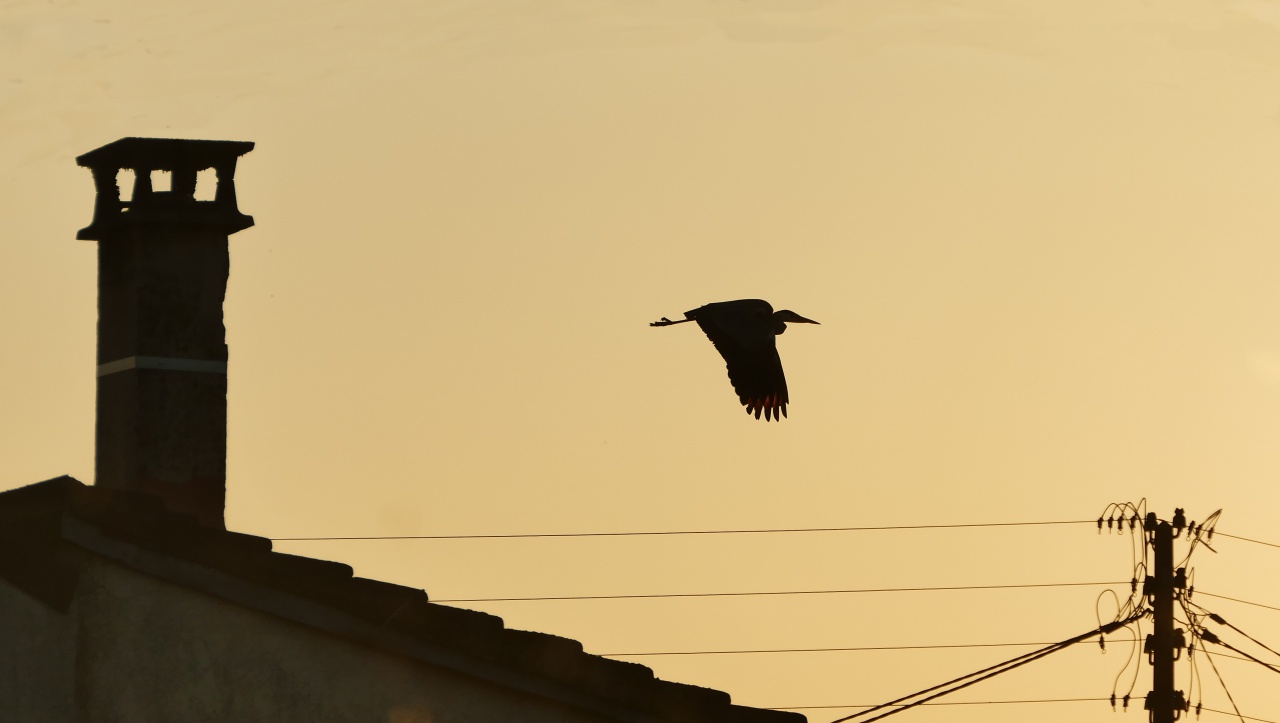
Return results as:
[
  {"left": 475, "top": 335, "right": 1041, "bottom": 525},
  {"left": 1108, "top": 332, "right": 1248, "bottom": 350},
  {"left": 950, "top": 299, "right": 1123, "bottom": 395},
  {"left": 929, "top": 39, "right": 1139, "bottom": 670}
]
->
[{"left": 772, "top": 309, "right": 820, "bottom": 334}]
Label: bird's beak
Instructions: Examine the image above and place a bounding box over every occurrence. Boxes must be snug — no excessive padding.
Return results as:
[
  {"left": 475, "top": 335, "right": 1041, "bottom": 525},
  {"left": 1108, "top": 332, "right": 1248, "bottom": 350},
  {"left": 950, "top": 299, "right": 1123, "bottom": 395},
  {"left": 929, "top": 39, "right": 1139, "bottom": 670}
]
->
[{"left": 796, "top": 316, "right": 820, "bottom": 325}]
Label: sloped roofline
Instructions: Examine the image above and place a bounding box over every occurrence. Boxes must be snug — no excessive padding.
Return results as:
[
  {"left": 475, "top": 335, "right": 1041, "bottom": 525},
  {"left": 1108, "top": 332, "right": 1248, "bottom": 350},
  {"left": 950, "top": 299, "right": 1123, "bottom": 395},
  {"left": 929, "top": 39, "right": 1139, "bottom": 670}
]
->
[{"left": 0, "top": 477, "right": 803, "bottom": 723}]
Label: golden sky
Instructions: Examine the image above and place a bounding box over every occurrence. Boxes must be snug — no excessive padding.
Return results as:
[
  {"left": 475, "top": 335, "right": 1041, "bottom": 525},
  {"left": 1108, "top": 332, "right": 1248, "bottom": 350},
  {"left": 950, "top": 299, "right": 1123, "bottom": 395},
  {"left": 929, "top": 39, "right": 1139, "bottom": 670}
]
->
[{"left": 5, "top": 0, "right": 1280, "bottom": 719}]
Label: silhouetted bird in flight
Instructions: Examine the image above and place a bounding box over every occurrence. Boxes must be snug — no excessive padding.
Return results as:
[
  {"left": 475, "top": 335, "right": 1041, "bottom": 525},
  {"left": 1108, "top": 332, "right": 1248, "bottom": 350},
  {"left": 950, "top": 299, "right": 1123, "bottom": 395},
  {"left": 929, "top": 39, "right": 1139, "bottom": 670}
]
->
[{"left": 651, "top": 299, "right": 819, "bottom": 421}]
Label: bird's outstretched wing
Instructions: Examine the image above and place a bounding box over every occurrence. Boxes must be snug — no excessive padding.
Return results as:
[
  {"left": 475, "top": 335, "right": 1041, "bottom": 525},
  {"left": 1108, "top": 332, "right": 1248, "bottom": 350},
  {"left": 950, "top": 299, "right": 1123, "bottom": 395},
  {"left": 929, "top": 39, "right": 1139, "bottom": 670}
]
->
[{"left": 686, "top": 301, "right": 789, "bottom": 421}]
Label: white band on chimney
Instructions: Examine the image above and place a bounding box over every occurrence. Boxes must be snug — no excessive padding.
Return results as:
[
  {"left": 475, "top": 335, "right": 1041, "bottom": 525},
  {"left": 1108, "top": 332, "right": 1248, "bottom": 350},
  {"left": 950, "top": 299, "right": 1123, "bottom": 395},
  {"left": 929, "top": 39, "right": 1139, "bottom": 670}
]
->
[{"left": 97, "top": 356, "right": 228, "bottom": 377}]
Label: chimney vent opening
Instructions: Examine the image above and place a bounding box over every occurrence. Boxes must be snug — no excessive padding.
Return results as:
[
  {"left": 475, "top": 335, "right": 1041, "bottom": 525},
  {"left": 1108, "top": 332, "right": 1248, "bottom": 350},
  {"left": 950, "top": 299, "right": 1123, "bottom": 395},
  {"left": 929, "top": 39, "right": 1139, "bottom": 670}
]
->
[
  {"left": 152, "top": 169, "right": 172, "bottom": 193},
  {"left": 194, "top": 167, "right": 217, "bottom": 201},
  {"left": 117, "top": 169, "right": 136, "bottom": 206}
]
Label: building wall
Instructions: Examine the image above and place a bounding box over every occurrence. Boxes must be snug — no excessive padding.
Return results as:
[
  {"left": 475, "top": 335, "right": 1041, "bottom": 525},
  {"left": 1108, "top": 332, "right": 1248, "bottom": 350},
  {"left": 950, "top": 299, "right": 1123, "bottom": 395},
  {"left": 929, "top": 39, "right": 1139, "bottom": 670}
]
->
[
  {"left": 0, "top": 573, "right": 78, "bottom": 723},
  {"left": 8, "top": 554, "right": 620, "bottom": 723}
]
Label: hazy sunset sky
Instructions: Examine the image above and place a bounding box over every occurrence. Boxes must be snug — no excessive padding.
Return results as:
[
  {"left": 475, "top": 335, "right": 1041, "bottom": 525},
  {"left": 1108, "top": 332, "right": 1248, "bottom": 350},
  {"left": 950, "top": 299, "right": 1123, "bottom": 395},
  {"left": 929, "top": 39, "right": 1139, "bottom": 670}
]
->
[{"left": 5, "top": 1, "right": 1280, "bottom": 719}]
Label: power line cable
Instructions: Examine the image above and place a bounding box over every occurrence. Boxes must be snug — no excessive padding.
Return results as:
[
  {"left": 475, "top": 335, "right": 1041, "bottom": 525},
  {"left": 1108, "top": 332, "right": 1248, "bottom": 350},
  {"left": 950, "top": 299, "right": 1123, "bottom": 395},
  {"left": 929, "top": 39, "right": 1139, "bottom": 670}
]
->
[
  {"left": 1198, "top": 592, "right": 1280, "bottom": 613},
  {"left": 603, "top": 638, "right": 1138, "bottom": 657},
  {"left": 1220, "top": 622, "right": 1280, "bottom": 661},
  {"left": 597, "top": 635, "right": 1280, "bottom": 666},
  {"left": 271, "top": 519, "right": 1095, "bottom": 542},
  {"left": 1200, "top": 630, "right": 1280, "bottom": 676},
  {"left": 828, "top": 613, "right": 1143, "bottom": 723},
  {"left": 1215, "top": 532, "right": 1280, "bottom": 551},
  {"left": 835, "top": 618, "right": 1140, "bottom": 723},
  {"left": 1201, "top": 646, "right": 1248, "bottom": 723},
  {"left": 1177, "top": 600, "right": 1275, "bottom": 666},
  {"left": 769, "top": 697, "right": 1109, "bottom": 710},
  {"left": 1210, "top": 650, "right": 1273, "bottom": 665},
  {"left": 1201, "top": 708, "right": 1280, "bottom": 723},
  {"left": 1186, "top": 605, "right": 1280, "bottom": 662},
  {"left": 432, "top": 580, "right": 1126, "bottom": 604},
  {"left": 829, "top": 644, "right": 1070, "bottom": 723}
]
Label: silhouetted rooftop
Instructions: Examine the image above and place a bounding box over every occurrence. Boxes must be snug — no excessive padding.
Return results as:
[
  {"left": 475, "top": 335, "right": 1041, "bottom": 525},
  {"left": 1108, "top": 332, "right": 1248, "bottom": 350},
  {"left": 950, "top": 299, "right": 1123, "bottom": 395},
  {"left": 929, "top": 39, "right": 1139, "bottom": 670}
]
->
[{"left": 0, "top": 476, "right": 803, "bottom": 723}]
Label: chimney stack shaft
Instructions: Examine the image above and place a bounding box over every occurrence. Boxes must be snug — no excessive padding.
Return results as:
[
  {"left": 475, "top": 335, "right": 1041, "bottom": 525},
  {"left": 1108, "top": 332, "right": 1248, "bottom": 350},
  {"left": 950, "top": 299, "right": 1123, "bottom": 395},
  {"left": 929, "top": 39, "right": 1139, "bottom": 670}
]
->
[{"left": 77, "top": 137, "right": 254, "bottom": 528}]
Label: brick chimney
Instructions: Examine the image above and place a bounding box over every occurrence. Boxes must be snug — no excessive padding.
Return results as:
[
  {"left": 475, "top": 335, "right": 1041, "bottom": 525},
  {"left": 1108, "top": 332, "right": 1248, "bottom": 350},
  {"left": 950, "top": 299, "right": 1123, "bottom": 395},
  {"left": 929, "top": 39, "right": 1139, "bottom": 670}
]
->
[{"left": 77, "top": 137, "right": 254, "bottom": 529}]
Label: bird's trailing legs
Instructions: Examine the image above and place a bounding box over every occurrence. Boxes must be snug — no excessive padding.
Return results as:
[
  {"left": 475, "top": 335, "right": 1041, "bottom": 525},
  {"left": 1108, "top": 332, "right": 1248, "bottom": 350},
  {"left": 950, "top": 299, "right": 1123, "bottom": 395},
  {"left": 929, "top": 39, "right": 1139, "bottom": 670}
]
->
[{"left": 650, "top": 316, "right": 695, "bottom": 327}]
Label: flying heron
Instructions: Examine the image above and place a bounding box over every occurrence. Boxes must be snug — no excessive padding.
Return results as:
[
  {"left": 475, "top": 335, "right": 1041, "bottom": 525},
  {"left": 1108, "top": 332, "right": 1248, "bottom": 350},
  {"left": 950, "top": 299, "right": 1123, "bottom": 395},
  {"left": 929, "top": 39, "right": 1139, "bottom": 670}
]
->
[{"left": 651, "top": 299, "right": 819, "bottom": 421}]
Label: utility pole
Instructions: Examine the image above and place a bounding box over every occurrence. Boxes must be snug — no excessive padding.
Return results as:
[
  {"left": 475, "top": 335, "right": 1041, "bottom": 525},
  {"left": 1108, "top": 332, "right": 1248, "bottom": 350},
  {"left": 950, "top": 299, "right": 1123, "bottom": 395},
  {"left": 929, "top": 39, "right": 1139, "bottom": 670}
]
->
[
  {"left": 1143, "top": 509, "right": 1190, "bottom": 723},
  {"left": 1103, "top": 504, "right": 1209, "bottom": 721},
  {"left": 1149, "top": 519, "right": 1175, "bottom": 723}
]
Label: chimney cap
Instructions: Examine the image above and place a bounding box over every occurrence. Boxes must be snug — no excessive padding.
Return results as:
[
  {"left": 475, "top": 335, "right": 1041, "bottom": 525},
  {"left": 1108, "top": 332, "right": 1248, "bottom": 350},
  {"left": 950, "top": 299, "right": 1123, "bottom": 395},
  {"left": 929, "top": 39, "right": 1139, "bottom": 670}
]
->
[
  {"left": 76, "top": 137, "right": 255, "bottom": 241},
  {"left": 77, "top": 137, "right": 255, "bottom": 171}
]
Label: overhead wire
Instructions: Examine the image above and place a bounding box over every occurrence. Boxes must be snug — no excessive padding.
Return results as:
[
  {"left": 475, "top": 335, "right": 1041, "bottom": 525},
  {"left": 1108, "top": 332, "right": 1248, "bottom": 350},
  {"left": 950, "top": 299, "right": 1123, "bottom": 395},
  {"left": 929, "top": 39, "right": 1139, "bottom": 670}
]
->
[
  {"left": 602, "top": 637, "right": 1139, "bottom": 657},
  {"left": 1198, "top": 592, "right": 1280, "bottom": 613},
  {"left": 1208, "top": 649, "right": 1279, "bottom": 665},
  {"left": 830, "top": 646, "right": 1069, "bottom": 723},
  {"left": 1200, "top": 709, "right": 1279, "bottom": 723},
  {"left": 769, "top": 696, "right": 1110, "bottom": 710},
  {"left": 1181, "top": 602, "right": 1280, "bottom": 723},
  {"left": 1216, "top": 532, "right": 1280, "bottom": 551},
  {"left": 270, "top": 519, "right": 1096, "bottom": 542},
  {"left": 1205, "top": 611, "right": 1280, "bottom": 662},
  {"left": 826, "top": 612, "right": 1144, "bottom": 723},
  {"left": 1207, "top": 638, "right": 1280, "bottom": 676},
  {"left": 1180, "top": 596, "right": 1251, "bottom": 723},
  {"left": 1202, "top": 646, "right": 1248, "bottom": 723},
  {"left": 431, "top": 580, "right": 1127, "bottom": 604}
]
